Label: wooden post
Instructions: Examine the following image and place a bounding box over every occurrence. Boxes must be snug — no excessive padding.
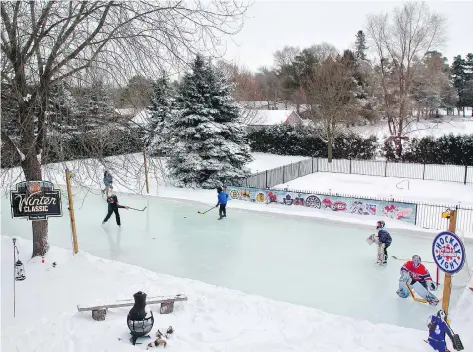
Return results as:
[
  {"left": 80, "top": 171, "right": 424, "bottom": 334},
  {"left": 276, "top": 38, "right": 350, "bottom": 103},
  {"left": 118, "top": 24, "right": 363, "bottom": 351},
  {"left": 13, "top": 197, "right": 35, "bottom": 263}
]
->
[
  {"left": 143, "top": 151, "right": 150, "bottom": 194},
  {"left": 441, "top": 209, "right": 457, "bottom": 318},
  {"left": 66, "top": 168, "right": 79, "bottom": 255}
]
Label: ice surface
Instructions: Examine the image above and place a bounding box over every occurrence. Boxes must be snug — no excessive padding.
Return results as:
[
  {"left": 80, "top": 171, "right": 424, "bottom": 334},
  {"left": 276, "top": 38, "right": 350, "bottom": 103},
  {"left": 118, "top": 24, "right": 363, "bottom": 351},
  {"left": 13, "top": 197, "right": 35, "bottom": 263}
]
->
[{"left": 2, "top": 188, "right": 472, "bottom": 331}]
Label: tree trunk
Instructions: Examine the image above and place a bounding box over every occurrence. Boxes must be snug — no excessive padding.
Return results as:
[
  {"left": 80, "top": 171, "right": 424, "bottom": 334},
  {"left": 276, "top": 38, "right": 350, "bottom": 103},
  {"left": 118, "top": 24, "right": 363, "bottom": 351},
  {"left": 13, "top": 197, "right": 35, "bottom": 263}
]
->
[
  {"left": 21, "top": 152, "right": 50, "bottom": 257},
  {"left": 327, "top": 138, "right": 333, "bottom": 163}
]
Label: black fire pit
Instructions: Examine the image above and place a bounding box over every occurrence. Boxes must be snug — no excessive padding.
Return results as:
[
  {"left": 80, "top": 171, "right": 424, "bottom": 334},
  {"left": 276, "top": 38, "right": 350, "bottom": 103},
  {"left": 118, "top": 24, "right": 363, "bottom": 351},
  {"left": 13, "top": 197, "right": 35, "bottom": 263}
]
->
[{"left": 127, "top": 291, "right": 154, "bottom": 345}]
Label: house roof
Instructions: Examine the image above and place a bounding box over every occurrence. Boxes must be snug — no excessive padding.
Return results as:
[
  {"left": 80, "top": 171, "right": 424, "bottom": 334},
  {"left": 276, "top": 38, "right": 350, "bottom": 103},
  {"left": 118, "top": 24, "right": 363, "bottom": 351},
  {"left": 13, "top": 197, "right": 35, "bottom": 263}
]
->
[{"left": 247, "top": 110, "right": 300, "bottom": 126}]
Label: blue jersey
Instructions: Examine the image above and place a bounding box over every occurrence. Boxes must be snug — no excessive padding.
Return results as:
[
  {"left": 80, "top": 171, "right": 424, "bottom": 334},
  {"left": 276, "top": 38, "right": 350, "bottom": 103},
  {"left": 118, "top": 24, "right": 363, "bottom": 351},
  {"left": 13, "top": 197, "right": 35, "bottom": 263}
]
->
[{"left": 427, "top": 315, "right": 453, "bottom": 342}]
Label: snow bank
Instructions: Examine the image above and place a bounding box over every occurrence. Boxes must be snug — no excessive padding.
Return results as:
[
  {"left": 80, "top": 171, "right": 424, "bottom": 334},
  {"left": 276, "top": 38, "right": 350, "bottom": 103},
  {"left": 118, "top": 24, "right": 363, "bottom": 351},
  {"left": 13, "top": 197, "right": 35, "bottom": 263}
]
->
[
  {"left": 274, "top": 172, "right": 473, "bottom": 207},
  {"left": 1, "top": 235, "right": 435, "bottom": 352}
]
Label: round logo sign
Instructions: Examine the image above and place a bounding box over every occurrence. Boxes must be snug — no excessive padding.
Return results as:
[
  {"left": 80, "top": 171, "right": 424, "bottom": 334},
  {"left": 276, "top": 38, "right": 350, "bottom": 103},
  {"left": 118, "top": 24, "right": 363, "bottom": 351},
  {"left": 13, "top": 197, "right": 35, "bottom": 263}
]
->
[{"left": 432, "top": 231, "right": 466, "bottom": 274}]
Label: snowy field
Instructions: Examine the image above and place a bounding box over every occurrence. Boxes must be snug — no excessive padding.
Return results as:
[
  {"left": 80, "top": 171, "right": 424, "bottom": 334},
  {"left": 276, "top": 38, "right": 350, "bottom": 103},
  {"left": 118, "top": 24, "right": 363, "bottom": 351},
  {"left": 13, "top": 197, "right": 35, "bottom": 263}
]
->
[
  {"left": 273, "top": 172, "right": 473, "bottom": 207},
  {"left": 350, "top": 115, "right": 473, "bottom": 141},
  {"left": 2, "top": 235, "right": 472, "bottom": 352}
]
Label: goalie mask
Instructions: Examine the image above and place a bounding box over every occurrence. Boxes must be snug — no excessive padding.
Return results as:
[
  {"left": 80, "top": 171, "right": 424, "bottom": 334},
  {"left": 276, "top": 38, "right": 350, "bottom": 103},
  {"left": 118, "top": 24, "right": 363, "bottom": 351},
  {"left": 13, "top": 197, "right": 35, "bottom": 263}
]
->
[{"left": 412, "top": 255, "right": 421, "bottom": 268}]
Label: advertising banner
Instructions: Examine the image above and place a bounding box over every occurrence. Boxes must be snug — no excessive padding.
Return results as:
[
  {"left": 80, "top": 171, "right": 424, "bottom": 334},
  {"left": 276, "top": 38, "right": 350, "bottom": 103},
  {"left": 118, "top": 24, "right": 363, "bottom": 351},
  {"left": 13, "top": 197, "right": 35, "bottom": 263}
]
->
[{"left": 228, "top": 186, "right": 417, "bottom": 225}]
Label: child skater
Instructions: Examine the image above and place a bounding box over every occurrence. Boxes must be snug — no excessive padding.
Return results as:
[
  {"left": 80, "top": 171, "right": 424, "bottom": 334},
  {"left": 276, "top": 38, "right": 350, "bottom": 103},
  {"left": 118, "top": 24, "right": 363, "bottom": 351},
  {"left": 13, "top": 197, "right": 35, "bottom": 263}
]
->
[
  {"left": 102, "top": 194, "right": 129, "bottom": 226},
  {"left": 215, "top": 186, "right": 229, "bottom": 220}
]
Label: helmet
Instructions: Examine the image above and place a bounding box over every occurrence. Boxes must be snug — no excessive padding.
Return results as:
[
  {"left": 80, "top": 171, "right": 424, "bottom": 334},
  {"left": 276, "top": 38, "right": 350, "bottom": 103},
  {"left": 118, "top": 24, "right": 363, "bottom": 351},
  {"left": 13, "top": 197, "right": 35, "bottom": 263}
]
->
[
  {"left": 412, "top": 255, "right": 421, "bottom": 267},
  {"left": 437, "top": 309, "right": 446, "bottom": 321},
  {"left": 376, "top": 220, "right": 385, "bottom": 229}
]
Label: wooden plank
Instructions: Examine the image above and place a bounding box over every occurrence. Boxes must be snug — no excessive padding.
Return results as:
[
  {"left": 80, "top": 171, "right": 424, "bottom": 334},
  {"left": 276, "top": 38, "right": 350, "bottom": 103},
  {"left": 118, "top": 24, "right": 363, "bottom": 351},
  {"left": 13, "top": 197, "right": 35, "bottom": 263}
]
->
[{"left": 77, "top": 294, "right": 188, "bottom": 312}]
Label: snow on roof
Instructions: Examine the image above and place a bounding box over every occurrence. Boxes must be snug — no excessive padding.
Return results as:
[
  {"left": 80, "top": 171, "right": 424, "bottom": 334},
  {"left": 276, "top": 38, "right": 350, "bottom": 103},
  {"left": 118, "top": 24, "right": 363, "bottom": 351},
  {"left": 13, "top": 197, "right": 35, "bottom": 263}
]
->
[{"left": 247, "top": 110, "right": 296, "bottom": 126}]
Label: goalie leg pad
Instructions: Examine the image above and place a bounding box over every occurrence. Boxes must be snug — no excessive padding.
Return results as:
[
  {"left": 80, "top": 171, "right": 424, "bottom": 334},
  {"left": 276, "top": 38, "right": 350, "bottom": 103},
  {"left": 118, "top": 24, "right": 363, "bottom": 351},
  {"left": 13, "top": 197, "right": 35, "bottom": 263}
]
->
[
  {"left": 412, "top": 281, "right": 439, "bottom": 305},
  {"left": 397, "top": 274, "right": 411, "bottom": 298},
  {"left": 377, "top": 243, "right": 385, "bottom": 262}
]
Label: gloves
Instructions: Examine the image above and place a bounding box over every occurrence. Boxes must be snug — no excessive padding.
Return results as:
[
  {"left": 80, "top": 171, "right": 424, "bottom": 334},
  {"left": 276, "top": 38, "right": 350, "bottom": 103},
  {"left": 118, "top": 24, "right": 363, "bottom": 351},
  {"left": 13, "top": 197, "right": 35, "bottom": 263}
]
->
[
  {"left": 125, "top": 206, "right": 129, "bottom": 210},
  {"left": 429, "top": 281, "right": 437, "bottom": 291},
  {"left": 399, "top": 271, "right": 411, "bottom": 283},
  {"left": 215, "top": 204, "right": 218, "bottom": 208}
]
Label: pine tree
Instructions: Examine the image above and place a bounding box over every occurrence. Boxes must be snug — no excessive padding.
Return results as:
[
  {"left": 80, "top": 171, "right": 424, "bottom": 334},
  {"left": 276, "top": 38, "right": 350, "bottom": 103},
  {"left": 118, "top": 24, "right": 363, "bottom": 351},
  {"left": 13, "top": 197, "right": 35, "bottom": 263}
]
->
[
  {"left": 355, "top": 30, "right": 368, "bottom": 61},
  {"left": 80, "top": 80, "right": 115, "bottom": 131},
  {"left": 167, "top": 54, "right": 252, "bottom": 188},
  {"left": 451, "top": 55, "right": 467, "bottom": 115},
  {"left": 464, "top": 53, "right": 473, "bottom": 115},
  {"left": 146, "top": 73, "right": 175, "bottom": 156}
]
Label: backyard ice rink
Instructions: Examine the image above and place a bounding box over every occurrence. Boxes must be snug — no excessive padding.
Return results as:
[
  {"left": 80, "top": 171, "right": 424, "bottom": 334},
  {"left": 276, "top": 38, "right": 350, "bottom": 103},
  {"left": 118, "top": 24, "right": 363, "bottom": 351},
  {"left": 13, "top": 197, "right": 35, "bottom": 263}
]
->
[{"left": 2, "top": 188, "right": 472, "bottom": 332}]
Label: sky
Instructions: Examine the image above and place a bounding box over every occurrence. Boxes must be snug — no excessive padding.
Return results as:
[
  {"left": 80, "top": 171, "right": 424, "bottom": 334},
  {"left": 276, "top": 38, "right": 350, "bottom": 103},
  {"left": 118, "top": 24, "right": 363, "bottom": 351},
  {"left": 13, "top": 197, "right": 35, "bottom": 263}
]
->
[{"left": 222, "top": 0, "right": 473, "bottom": 72}]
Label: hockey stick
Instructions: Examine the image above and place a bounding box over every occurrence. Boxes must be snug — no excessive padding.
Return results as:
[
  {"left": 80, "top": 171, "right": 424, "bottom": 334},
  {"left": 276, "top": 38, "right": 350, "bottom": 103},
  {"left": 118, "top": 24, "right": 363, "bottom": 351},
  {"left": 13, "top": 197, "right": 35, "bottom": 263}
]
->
[
  {"left": 198, "top": 206, "right": 215, "bottom": 215},
  {"left": 406, "top": 283, "right": 429, "bottom": 303},
  {"left": 128, "top": 206, "right": 147, "bottom": 211},
  {"left": 391, "top": 255, "right": 434, "bottom": 264}
]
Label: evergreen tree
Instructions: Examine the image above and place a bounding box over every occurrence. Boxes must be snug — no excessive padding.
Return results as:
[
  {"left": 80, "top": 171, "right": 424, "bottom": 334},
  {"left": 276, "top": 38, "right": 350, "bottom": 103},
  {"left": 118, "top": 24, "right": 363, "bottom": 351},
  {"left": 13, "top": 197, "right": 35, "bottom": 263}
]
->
[
  {"left": 451, "top": 55, "right": 467, "bottom": 114},
  {"left": 146, "top": 73, "right": 175, "bottom": 156},
  {"left": 79, "top": 80, "right": 115, "bottom": 131},
  {"left": 464, "top": 53, "right": 473, "bottom": 115},
  {"left": 354, "top": 30, "right": 368, "bottom": 61},
  {"left": 167, "top": 54, "right": 252, "bottom": 188}
]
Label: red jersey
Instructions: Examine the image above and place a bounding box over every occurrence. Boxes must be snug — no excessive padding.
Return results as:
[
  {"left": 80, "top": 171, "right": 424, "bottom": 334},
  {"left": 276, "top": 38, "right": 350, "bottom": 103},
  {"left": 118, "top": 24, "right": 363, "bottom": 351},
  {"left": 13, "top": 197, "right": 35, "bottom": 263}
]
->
[{"left": 401, "top": 260, "right": 433, "bottom": 282}]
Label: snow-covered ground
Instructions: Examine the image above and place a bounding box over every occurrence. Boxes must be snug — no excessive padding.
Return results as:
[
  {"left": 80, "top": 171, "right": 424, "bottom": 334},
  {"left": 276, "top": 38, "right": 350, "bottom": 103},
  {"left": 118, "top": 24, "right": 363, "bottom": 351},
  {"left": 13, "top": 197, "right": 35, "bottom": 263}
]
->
[
  {"left": 273, "top": 172, "right": 473, "bottom": 207},
  {"left": 351, "top": 115, "right": 473, "bottom": 140},
  {"left": 247, "top": 153, "right": 309, "bottom": 173},
  {"left": 2, "top": 151, "right": 473, "bottom": 351},
  {"left": 2, "top": 235, "right": 471, "bottom": 352}
]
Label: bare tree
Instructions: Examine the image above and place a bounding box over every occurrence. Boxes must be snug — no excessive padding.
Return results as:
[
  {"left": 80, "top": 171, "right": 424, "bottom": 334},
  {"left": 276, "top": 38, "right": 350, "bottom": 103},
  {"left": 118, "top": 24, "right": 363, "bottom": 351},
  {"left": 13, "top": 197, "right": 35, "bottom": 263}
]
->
[
  {"left": 273, "top": 45, "right": 301, "bottom": 71},
  {"left": 305, "top": 58, "right": 359, "bottom": 162},
  {"left": 366, "top": 1, "right": 446, "bottom": 157},
  {"left": 1, "top": 0, "right": 250, "bottom": 257}
]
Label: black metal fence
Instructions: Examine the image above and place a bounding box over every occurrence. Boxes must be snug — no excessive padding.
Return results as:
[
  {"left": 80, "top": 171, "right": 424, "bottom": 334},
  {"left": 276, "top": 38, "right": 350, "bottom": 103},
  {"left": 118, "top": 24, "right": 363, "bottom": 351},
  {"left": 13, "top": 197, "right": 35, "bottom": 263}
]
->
[
  {"left": 241, "top": 157, "right": 473, "bottom": 233},
  {"left": 244, "top": 157, "right": 473, "bottom": 189}
]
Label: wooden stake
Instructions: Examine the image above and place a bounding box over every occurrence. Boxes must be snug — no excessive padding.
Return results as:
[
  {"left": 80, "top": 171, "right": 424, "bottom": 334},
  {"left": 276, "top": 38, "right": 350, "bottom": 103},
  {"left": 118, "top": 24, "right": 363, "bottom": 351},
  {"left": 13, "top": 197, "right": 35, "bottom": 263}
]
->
[
  {"left": 143, "top": 151, "right": 150, "bottom": 194},
  {"left": 66, "top": 168, "right": 79, "bottom": 254},
  {"left": 441, "top": 209, "right": 457, "bottom": 318}
]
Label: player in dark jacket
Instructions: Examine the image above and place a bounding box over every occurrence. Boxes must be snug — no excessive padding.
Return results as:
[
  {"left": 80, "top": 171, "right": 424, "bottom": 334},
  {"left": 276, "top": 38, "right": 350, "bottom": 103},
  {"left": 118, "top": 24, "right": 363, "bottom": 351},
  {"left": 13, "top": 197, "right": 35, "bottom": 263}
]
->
[
  {"left": 376, "top": 220, "right": 392, "bottom": 264},
  {"left": 102, "top": 194, "right": 128, "bottom": 226},
  {"left": 215, "top": 186, "right": 229, "bottom": 220}
]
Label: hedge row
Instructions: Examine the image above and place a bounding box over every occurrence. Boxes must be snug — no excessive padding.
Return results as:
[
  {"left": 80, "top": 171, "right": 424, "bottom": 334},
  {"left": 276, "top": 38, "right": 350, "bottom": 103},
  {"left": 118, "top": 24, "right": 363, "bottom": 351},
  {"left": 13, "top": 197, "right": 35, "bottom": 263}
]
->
[
  {"left": 383, "top": 134, "right": 473, "bottom": 165},
  {"left": 1, "top": 127, "right": 145, "bottom": 168},
  {"left": 248, "top": 125, "right": 378, "bottom": 160},
  {"left": 248, "top": 125, "right": 473, "bottom": 166}
]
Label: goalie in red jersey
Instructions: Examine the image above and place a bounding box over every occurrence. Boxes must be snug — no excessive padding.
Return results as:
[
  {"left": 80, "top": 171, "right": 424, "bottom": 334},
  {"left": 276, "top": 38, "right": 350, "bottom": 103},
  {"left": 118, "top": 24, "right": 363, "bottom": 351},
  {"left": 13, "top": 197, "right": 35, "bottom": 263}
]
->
[{"left": 396, "top": 255, "right": 439, "bottom": 305}]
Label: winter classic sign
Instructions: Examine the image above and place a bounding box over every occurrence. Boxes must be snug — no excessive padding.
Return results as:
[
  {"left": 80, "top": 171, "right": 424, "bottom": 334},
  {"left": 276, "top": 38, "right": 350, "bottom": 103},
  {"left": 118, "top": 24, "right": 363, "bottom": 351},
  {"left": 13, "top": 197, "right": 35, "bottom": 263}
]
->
[
  {"left": 432, "top": 231, "right": 466, "bottom": 274},
  {"left": 10, "top": 181, "right": 62, "bottom": 220}
]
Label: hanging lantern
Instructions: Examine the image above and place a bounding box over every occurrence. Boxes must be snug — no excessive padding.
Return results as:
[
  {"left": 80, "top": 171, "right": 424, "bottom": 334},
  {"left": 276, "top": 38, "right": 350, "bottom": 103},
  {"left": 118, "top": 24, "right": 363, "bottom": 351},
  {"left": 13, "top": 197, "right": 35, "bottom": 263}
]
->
[{"left": 15, "top": 260, "right": 26, "bottom": 281}]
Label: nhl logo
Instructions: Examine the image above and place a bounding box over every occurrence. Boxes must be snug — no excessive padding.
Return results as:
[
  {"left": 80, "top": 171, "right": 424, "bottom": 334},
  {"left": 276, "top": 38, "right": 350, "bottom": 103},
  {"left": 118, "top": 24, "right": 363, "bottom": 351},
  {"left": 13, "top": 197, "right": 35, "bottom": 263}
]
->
[
  {"left": 28, "top": 182, "right": 41, "bottom": 195},
  {"left": 432, "top": 231, "right": 466, "bottom": 274}
]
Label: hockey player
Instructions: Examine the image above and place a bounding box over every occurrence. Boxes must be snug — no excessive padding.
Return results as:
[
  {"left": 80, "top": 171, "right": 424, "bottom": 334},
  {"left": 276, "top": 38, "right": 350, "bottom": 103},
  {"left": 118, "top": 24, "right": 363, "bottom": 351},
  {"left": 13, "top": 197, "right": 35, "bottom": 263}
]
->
[
  {"left": 102, "top": 194, "right": 129, "bottom": 226},
  {"left": 426, "top": 309, "right": 464, "bottom": 351},
  {"left": 376, "top": 220, "right": 392, "bottom": 265},
  {"left": 102, "top": 170, "right": 113, "bottom": 198},
  {"left": 396, "top": 255, "right": 439, "bottom": 305},
  {"left": 215, "top": 186, "right": 229, "bottom": 220}
]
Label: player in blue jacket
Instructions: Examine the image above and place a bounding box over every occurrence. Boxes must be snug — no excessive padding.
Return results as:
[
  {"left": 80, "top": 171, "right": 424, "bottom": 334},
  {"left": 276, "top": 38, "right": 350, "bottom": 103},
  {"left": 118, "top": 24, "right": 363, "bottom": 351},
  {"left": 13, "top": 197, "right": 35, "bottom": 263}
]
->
[
  {"left": 426, "top": 309, "right": 464, "bottom": 351},
  {"left": 376, "top": 220, "right": 392, "bottom": 265},
  {"left": 215, "top": 186, "right": 229, "bottom": 220}
]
